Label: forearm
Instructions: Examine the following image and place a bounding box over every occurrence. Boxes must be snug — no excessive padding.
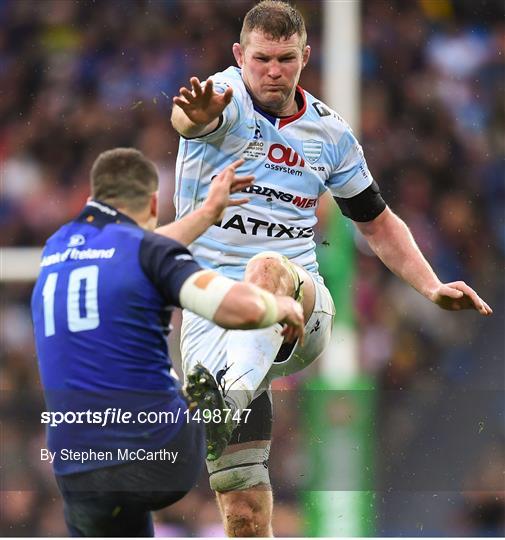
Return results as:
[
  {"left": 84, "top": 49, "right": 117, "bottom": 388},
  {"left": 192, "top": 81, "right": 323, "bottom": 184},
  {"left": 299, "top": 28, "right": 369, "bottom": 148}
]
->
[
  {"left": 155, "top": 207, "right": 215, "bottom": 246},
  {"left": 358, "top": 208, "right": 441, "bottom": 300},
  {"left": 170, "top": 105, "right": 219, "bottom": 138},
  {"left": 179, "top": 273, "right": 277, "bottom": 329}
]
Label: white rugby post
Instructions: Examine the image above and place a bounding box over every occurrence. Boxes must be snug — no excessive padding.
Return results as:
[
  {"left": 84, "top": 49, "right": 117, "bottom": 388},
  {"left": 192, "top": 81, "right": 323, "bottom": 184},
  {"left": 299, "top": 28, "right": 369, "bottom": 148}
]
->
[
  {"left": 0, "top": 247, "right": 42, "bottom": 281},
  {"left": 303, "top": 1, "right": 376, "bottom": 536}
]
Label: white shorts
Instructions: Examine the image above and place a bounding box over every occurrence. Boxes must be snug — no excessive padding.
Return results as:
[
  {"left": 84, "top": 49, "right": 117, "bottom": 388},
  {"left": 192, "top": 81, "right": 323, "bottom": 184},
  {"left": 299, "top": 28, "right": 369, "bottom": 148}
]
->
[{"left": 180, "top": 271, "right": 335, "bottom": 387}]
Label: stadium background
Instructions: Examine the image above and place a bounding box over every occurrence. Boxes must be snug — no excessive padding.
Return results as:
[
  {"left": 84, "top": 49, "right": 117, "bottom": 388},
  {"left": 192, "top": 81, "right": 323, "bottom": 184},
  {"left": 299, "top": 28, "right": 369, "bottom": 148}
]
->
[{"left": 0, "top": 0, "right": 503, "bottom": 536}]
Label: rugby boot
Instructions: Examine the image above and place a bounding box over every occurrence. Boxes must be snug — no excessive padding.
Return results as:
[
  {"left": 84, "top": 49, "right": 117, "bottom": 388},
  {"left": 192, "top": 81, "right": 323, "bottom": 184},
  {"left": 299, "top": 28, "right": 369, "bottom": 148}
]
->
[{"left": 184, "top": 363, "right": 234, "bottom": 461}]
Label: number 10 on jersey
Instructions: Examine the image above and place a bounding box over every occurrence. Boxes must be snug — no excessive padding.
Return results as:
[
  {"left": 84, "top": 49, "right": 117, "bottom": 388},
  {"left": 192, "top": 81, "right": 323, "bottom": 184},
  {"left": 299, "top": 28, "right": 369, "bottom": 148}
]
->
[{"left": 41, "top": 265, "right": 100, "bottom": 337}]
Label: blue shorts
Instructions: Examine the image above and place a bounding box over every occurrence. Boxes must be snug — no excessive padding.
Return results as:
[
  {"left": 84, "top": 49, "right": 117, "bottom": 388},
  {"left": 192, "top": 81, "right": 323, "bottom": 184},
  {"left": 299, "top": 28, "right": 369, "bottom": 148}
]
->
[{"left": 55, "top": 419, "right": 205, "bottom": 537}]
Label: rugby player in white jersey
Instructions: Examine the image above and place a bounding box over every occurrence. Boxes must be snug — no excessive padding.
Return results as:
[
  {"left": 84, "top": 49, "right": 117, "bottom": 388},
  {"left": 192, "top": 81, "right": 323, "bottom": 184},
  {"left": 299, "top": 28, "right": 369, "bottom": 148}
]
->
[{"left": 169, "top": 1, "right": 492, "bottom": 536}]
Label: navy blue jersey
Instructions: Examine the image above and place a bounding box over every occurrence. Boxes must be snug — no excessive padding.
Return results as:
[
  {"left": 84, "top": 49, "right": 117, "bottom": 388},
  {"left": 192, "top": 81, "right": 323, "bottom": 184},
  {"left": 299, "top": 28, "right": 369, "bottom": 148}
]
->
[{"left": 31, "top": 201, "right": 201, "bottom": 475}]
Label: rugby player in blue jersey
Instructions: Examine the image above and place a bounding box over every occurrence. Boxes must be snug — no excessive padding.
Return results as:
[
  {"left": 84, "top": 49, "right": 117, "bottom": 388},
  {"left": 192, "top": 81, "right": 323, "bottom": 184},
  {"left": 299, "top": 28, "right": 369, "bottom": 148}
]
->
[
  {"left": 170, "top": 1, "right": 492, "bottom": 536},
  {"left": 31, "top": 148, "right": 304, "bottom": 537}
]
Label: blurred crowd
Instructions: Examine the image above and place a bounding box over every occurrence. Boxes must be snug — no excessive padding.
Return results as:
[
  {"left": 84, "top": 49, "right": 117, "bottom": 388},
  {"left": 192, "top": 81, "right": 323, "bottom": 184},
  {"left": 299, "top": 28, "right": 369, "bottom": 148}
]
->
[{"left": 1, "top": 0, "right": 503, "bottom": 536}]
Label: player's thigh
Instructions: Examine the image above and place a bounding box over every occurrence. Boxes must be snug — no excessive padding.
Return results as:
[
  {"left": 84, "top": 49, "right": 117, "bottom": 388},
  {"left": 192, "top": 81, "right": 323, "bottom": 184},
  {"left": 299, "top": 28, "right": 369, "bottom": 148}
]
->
[
  {"left": 294, "top": 263, "right": 316, "bottom": 322},
  {"left": 180, "top": 309, "right": 228, "bottom": 377},
  {"left": 207, "top": 390, "right": 272, "bottom": 493},
  {"left": 268, "top": 275, "right": 335, "bottom": 378}
]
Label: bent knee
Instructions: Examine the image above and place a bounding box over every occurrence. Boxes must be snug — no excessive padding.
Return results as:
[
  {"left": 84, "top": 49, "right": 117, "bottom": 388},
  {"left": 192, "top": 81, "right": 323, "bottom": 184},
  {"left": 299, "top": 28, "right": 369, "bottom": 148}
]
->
[{"left": 245, "top": 252, "right": 292, "bottom": 295}]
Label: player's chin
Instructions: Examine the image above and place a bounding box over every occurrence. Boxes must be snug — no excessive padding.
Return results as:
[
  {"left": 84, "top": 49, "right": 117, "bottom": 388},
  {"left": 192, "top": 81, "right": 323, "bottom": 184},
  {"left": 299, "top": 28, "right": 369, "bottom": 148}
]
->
[{"left": 260, "top": 90, "right": 287, "bottom": 107}]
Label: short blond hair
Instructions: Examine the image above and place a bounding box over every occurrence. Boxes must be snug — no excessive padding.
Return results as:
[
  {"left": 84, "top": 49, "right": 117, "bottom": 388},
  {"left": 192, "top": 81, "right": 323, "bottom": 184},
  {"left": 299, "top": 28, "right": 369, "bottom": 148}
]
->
[
  {"left": 90, "top": 148, "right": 158, "bottom": 213},
  {"left": 240, "top": 0, "right": 307, "bottom": 49}
]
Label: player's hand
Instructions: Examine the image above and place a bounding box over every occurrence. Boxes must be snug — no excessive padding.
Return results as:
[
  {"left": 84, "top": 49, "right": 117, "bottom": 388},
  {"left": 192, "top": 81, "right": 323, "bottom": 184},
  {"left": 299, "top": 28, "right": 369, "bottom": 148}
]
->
[
  {"left": 203, "top": 159, "right": 254, "bottom": 222},
  {"left": 276, "top": 297, "right": 305, "bottom": 345},
  {"left": 173, "top": 77, "right": 233, "bottom": 126},
  {"left": 431, "top": 281, "right": 493, "bottom": 315}
]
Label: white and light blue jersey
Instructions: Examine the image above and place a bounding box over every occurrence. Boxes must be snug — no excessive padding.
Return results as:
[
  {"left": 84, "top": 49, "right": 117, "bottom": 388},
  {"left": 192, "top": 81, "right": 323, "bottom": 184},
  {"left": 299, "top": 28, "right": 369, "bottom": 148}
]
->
[{"left": 175, "top": 66, "right": 373, "bottom": 280}]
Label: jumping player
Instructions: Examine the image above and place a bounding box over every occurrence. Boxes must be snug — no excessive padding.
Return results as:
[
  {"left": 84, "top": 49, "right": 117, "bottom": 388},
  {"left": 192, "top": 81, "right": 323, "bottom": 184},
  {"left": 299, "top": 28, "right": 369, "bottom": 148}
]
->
[
  {"left": 31, "top": 149, "right": 303, "bottom": 537},
  {"left": 170, "top": 1, "right": 492, "bottom": 536}
]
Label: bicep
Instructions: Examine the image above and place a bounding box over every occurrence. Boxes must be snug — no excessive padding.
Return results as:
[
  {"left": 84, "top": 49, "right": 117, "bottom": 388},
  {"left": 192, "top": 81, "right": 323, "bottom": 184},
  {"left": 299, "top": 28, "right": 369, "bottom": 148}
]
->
[
  {"left": 354, "top": 206, "right": 397, "bottom": 238},
  {"left": 140, "top": 233, "right": 202, "bottom": 306},
  {"left": 334, "top": 181, "right": 387, "bottom": 223}
]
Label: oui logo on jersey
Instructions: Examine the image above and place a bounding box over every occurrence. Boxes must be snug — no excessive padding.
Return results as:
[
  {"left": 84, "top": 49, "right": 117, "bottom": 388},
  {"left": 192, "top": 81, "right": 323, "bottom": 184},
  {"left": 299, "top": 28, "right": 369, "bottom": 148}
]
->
[{"left": 267, "top": 143, "right": 305, "bottom": 168}]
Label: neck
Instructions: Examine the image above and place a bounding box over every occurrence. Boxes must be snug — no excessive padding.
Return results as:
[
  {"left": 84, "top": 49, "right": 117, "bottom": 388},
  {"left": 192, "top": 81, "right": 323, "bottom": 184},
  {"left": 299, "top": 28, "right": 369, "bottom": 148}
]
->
[
  {"left": 261, "top": 97, "right": 298, "bottom": 117},
  {"left": 116, "top": 206, "right": 152, "bottom": 230},
  {"left": 244, "top": 80, "right": 299, "bottom": 117}
]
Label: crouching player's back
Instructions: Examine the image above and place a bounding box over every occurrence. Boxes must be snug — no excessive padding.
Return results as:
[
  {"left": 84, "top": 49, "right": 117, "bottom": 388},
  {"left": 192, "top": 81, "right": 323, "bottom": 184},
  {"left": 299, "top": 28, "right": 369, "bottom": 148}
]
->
[
  {"left": 31, "top": 149, "right": 304, "bottom": 537},
  {"left": 32, "top": 199, "right": 195, "bottom": 473}
]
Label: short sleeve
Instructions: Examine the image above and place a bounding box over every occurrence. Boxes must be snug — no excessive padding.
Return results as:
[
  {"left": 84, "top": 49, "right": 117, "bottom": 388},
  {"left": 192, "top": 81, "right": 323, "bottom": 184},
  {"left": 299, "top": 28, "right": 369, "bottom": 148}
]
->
[
  {"left": 139, "top": 232, "right": 202, "bottom": 307},
  {"left": 326, "top": 128, "right": 374, "bottom": 199}
]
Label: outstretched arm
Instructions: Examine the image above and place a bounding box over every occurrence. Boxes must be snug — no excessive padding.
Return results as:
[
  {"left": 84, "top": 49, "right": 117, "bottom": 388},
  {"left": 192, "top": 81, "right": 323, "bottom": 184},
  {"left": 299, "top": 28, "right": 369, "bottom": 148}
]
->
[
  {"left": 356, "top": 207, "right": 492, "bottom": 315},
  {"left": 155, "top": 159, "right": 253, "bottom": 246},
  {"left": 179, "top": 271, "right": 305, "bottom": 342},
  {"left": 171, "top": 77, "right": 233, "bottom": 138}
]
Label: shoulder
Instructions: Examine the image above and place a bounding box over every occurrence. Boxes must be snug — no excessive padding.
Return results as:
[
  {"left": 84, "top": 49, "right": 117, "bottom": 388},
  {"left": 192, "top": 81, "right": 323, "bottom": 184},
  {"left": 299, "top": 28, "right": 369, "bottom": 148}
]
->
[
  {"left": 141, "top": 230, "right": 192, "bottom": 257},
  {"left": 139, "top": 231, "right": 201, "bottom": 305},
  {"left": 209, "top": 66, "right": 244, "bottom": 89},
  {"left": 302, "top": 89, "right": 356, "bottom": 142},
  {"left": 209, "top": 66, "right": 250, "bottom": 104},
  {"left": 44, "top": 222, "right": 74, "bottom": 247}
]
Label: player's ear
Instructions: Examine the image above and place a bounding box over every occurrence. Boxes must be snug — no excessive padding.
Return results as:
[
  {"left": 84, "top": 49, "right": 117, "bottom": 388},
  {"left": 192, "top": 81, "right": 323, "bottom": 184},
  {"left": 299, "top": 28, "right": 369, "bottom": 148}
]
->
[
  {"left": 145, "top": 192, "right": 159, "bottom": 231},
  {"left": 150, "top": 192, "right": 159, "bottom": 220},
  {"left": 302, "top": 45, "right": 311, "bottom": 69},
  {"left": 232, "top": 43, "right": 244, "bottom": 67}
]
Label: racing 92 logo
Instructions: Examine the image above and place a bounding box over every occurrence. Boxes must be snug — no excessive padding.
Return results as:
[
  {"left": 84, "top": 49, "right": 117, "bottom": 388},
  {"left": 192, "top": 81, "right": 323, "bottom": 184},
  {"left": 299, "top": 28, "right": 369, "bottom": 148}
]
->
[{"left": 267, "top": 144, "right": 305, "bottom": 168}]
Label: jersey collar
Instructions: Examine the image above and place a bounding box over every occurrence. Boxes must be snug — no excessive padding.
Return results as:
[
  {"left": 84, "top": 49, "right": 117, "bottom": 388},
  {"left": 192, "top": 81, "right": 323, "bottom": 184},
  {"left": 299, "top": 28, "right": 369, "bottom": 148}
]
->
[
  {"left": 251, "top": 86, "right": 307, "bottom": 128},
  {"left": 76, "top": 200, "right": 138, "bottom": 228}
]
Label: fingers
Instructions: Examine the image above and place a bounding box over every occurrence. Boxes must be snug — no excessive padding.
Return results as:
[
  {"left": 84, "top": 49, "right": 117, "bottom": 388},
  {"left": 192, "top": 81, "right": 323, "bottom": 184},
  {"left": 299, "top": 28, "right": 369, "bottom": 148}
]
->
[
  {"left": 445, "top": 281, "right": 493, "bottom": 315},
  {"left": 173, "top": 96, "right": 190, "bottom": 109},
  {"left": 179, "top": 87, "right": 194, "bottom": 101},
  {"left": 201, "top": 78, "right": 213, "bottom": 97},
  {"left": 227, "top": 158, "right": 245, "bottom": 172},
  {"left": 215, "top": 161, "right": 250, "bottom": 188},
  {"left": 173, "top": 78, "right": 205, "bottom": 105},
  {"left": 281, "top": 323, "right": 304, "bottom": 346},
  {"left": 281, "top": 324, "right": 295, "bottom": 343},
  {"left": 442, "top": 288, "right": 464, "bottom": 299},
  {"left": 281, "top": 302, "right": 305, "bottom": 344},
  {"left": 172, "top": 77, "right": 228, "bottom": 108},
  {"left": 227, "top": 197, "right": 250, "bottom": 206},
  {"left": 229, "top": 176, "right": 254, "bottom": 192},
  {"left": 452, "top": 283, "right": 490, "bottom": 315},
  {"left": 190, "top": 77, "right": 203, "bottom": 97},
  {"left": 222, "top": 86, "right": 233, "bottom": 104}
]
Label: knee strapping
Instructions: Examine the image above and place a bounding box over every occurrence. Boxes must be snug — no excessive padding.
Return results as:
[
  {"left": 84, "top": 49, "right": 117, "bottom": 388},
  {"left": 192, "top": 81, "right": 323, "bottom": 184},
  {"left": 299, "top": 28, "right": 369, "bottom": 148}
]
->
[{"left": 207, "top": 446, "right": 271, "bottom": 492}]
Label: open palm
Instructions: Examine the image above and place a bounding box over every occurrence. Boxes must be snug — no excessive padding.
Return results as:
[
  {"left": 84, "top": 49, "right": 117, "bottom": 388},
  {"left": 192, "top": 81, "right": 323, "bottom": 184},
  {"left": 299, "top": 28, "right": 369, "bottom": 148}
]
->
[
  {"left": 173, "top": 77, "right": 233, "bottom": 126},
  {"left": 433, "top": 281, "right": 492, "bottom": 315}
]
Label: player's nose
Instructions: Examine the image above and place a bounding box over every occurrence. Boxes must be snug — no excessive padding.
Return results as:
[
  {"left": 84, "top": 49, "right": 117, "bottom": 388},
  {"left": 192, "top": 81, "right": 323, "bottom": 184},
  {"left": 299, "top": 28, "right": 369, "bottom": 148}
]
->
[{"left": 267, "top": 62, "right": 282, "bottom": 79}]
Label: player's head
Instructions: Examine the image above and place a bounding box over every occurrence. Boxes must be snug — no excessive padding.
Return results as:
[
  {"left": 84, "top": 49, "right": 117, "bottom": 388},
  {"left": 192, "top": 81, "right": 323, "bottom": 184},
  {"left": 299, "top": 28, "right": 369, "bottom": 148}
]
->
[
  {"left": 233, "top": 0, "right": 310, "bottom": 115},
  {"left": 90, "top": 148, "right": 159, "bottom": 230}
]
